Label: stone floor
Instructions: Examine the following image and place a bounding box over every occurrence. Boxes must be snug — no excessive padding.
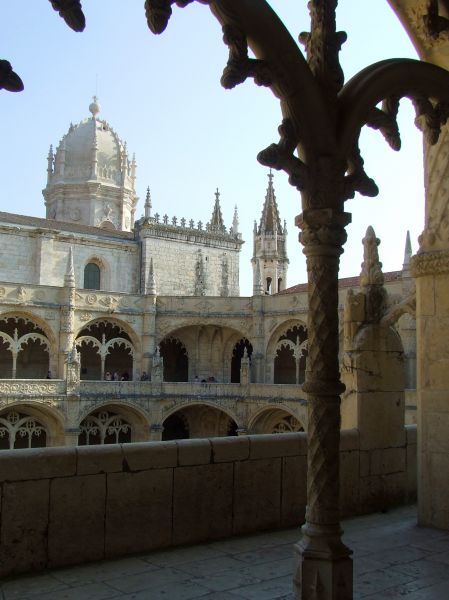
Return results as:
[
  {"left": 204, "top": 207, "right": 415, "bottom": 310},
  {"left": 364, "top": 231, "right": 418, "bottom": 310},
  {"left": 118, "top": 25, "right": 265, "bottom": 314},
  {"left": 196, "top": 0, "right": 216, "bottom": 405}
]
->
[{"left": 2, "top": 505, "right": 449, "bottom": 599}]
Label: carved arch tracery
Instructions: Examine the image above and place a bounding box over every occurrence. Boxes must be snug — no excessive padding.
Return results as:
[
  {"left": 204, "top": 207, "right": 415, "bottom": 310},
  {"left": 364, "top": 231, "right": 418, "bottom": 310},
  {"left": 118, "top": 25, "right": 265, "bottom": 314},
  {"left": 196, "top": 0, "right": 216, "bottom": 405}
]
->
[{"left": 75, "top": 320, "right": 135, "bottom": 380}]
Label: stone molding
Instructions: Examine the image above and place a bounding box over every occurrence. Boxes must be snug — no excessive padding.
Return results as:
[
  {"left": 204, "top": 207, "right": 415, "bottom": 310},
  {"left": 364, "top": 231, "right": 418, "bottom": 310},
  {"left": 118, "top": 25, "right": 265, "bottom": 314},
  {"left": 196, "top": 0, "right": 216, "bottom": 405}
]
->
[{"left": 410, "top": 248, "right": 449, "bottom": 277}]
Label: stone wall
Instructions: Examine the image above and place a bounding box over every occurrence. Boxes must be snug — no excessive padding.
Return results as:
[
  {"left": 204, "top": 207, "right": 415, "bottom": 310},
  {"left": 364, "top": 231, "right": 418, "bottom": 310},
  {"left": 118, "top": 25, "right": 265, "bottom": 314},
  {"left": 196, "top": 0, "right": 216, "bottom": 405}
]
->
[
  {"left": 142, "top": 234, "right": 240, "bottom": 296},
  {"left": 0, "top": 427, "right": 417, "bottom": 578},
  {"left": 0, "top": 225, "right": 139, "bottom": 293}
]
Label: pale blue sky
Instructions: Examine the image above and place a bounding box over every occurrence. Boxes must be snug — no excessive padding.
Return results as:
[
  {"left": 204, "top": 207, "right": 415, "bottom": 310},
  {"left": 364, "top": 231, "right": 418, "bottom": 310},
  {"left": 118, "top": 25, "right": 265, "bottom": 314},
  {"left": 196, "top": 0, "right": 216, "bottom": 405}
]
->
[{"left": 0, "top": 1, "right": 422, "bottom": 295}]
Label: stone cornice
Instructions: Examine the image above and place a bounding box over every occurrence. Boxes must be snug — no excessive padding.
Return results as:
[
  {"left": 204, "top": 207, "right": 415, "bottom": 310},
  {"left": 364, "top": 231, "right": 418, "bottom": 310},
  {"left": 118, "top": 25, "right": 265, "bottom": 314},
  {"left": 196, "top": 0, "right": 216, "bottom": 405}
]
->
[{"left": 410, "top": 248, "right": 449, "bottom": 277}]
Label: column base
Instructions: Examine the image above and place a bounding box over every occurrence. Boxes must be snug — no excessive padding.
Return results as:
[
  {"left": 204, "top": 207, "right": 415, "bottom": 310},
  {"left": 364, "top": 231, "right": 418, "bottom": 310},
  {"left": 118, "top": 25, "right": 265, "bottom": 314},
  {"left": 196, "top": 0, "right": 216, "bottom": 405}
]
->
[{"left": 293, "top": 523, "right": 353, "bottom": 600}]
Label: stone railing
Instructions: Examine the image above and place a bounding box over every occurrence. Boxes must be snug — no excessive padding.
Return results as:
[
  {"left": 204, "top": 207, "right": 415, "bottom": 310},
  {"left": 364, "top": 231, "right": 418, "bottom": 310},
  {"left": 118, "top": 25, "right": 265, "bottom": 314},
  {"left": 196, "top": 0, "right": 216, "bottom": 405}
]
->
[
  {"left": 0, "top": 426, "right": 417, "bottom": 578},
  {"left": 77, "top": 380, "right": 305, "bottom": 401}
]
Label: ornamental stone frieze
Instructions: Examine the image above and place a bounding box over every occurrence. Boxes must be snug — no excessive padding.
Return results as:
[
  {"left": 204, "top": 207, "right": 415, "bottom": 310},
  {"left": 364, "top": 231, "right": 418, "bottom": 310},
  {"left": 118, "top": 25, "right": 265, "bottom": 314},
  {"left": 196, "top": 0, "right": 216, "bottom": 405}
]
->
[
  {"left": 0, "top": 381, "right": 65, "bottom": 396},
  {"left": 410, "top": 247, "right": 449, "bottom": 276}
]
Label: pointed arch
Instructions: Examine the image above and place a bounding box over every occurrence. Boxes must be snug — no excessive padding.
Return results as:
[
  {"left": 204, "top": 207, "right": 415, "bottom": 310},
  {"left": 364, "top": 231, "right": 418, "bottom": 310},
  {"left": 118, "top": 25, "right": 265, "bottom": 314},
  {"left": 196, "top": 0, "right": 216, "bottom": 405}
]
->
[
  {"left": 266, "top": 319, "right": 308, "bottom": 384},
  {"left": 0, "top": 402, "right": 65, "bottom": 448},
  {"left": 162, "top": 401, "right": 238, "bottom": 440},
  {"left": 248, "top": 406, "right": 305, "bottom": 434},
  {"left": 78, "top": 401, "right": 150, "bottom": 444},
  {"left": 0, "top": 312, "right": 54, "bottom": 379},
  {"left": 75, "top": 318, "right": 138, "bottom": 380}
]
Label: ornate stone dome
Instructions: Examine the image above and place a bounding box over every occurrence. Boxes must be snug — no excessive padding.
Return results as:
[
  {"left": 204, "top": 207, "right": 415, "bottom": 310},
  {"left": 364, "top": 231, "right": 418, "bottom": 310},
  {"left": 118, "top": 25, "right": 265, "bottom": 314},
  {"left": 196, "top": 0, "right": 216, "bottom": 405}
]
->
[{"left": 43, "top": 98, "right": 138, "bottom": 231}]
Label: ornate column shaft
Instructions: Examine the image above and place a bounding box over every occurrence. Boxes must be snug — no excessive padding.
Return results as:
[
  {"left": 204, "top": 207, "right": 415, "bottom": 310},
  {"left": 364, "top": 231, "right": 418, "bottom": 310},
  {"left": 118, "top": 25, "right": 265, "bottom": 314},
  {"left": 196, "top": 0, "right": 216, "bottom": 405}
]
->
[
  {"left": 11, "top": 352, "right": 17, "bottom": 379},
  {"left": 294, "top": 207, "right": 352, "bottom": 600}
]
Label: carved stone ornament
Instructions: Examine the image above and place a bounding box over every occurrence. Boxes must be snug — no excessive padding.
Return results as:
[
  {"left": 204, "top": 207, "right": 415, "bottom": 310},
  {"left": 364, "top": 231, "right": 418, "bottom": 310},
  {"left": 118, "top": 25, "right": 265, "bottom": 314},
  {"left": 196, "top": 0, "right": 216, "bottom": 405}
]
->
[
  {"left": 49, "top": 0, "right": 86, "bottom": 33},
  {"left": 410, "top": 248, "right": 449, "bottom": 277},
  {"left": 99, "top": 296, "right": 118, "bottom": 309},
  {"left": 407, "top": 0, "right": 449, "bottom": 48},
  {"left": 85, "top": 293, "right": 97, "bottom": 305},
  {"left": 79, "top": 311, "right": 92, "bottom": 322},
  {"left": 16, "top": 286, "right": 27, "bottom": 302},
  {"left": 0, "top": 59, "right": 24, "bottom": 92},
  {"left": 220, "top": 23, "right": 272, "bottom": 90}
]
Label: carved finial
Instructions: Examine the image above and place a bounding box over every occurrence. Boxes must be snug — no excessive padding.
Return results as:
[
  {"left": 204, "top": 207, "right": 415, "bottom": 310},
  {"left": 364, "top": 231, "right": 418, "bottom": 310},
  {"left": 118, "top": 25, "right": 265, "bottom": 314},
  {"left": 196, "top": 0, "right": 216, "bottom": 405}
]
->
[
  {"left": 131, "top": 153, "right": 137, "bottom": 180},
  {"left": 47, "top": 145, "right": 54, "bottom": 183},
  {"left": 64, "top": 247, "right": 75, "bottom": 288},
  {"left": 210, "top": 188, "right": 225, "bottom": 232},
  {"left": 69, "top": 343, "right": 80, "bottom": 364},
  {"left": 232, "top": 205, "right": 239, "bottom": 235},
  {"left": 360, "top": 226, "right": 384, "bottom": 287},
  {"left": 145, "top": 187, "right": 152, "bottom": 219},
  {"left": 147, "top": 257, "right": 156, "bottom": 295},
  {"left": 89, "top": 95, "right": 100, "bottom": 119},
  {"left": 50, "top": 0, "right": 85, "bottom": 32}
]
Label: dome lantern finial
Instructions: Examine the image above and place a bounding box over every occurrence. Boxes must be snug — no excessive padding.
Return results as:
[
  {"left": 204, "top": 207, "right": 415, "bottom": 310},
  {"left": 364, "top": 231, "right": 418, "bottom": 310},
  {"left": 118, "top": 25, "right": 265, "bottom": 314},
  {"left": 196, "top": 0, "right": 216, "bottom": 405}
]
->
[{"left": 89, "top": 95, "right": 101, "bottom": 119}]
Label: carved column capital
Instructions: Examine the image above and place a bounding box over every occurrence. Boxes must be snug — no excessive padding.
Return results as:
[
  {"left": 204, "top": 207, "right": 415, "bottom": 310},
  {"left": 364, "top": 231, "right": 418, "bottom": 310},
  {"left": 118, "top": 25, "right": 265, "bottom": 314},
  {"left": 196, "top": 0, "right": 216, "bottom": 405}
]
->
[{"left": 296, "top": 209, "right": 351, "bottom": 255}]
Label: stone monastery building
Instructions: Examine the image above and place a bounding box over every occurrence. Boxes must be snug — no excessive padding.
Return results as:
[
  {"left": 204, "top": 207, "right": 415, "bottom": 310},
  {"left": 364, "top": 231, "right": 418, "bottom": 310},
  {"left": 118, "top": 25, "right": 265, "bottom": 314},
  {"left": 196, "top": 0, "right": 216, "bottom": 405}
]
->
[{"left": 0, "top": 99, "right": 415, "bottom": 448}]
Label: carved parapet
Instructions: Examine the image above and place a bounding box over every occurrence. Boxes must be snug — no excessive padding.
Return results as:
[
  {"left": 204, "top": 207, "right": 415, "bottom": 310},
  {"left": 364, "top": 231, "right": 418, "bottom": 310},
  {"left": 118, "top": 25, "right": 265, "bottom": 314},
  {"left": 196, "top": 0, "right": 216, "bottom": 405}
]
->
[
  {"left": 410, "top": 248, "right": 449, "bottom": 277},
  {"left": 0, "top": 380, "right": 65, "bottom": 396}
]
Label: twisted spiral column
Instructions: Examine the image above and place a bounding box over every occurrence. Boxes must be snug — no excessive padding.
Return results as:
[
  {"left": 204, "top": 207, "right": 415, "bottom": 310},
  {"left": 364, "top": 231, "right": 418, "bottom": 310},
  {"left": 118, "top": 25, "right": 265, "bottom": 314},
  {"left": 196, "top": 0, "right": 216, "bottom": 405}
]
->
[{"left": 294, "top": 208, "right": 353, "bottom": 600}]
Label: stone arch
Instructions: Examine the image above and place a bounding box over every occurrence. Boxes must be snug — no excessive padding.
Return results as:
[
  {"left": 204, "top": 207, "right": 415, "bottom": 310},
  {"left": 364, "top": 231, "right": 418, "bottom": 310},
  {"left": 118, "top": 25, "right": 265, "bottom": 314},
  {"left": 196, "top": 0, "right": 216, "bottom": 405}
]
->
[
  {"left": 230, "top": 338, "right": 253, "bottom": 383},
  {"left": 0, "top": 312, "right": 56, "bottom": 379},
  {"left": 99, "top": 220, "right": 116, "bottom": 231},
  {"left": 78, "top": 401, "right": 149, "bottom": 444},
  {"left": 75, "top": 318, "right": 138, "bottom": 381},
  {"left": 159, "top": 323, "right": 250, "bottom": 383},
  {"left": 82, "top": 255, "right": 111, "bottom": 291},
  {"left": 0, "top": 402, "right": 65, "bottom": 448},
  {"left": 159, "top": 336, "right": 188, "bottom": 382},
  {"left": 162, "top": 401, "right": 238, "bottom": 440},
  {"left": 266, "top": 319, "right": 308, "bottom": 384},
  {"left": 248, "top": 406, "right": 305, "bottom": 434}
]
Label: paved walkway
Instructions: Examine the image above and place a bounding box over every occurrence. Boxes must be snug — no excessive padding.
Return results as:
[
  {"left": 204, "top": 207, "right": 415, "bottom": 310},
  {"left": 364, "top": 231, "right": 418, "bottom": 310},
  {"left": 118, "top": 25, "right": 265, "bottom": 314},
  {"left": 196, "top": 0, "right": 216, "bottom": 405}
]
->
[{"left": 2, "top": 505, "right": 449, "bottom": 599}]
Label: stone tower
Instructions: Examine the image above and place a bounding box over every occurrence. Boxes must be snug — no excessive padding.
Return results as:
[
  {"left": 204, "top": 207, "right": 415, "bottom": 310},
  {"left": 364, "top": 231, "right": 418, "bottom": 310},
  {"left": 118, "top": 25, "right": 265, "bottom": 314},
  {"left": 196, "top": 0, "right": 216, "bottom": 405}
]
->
[
  {"left": 252, "top": 171, "right": 288, "bottom": 294},
  {"left": 43, "top": 97, "right": 138, "bottom": 232}
]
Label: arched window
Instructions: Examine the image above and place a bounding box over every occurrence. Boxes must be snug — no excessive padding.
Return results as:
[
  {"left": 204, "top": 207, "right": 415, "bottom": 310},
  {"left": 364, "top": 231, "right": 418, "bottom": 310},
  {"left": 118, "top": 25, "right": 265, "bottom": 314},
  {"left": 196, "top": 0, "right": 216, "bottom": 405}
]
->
[{"left": 84, "top": 262, "right": 101, "bottom": 290}]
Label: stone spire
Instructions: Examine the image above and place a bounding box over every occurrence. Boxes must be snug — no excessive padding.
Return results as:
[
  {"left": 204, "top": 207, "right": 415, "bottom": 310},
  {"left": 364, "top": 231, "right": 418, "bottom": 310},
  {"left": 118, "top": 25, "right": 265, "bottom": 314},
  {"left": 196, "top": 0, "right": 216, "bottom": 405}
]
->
[
  {"left": 131, "top": 153, "right": 137, "bottom": 182},
  {"left": 144, "top": 187, "right": 152, "bottom": 219},
  {"left": 147, "top": 257, "right": 156, "bottom": 295},
  {"left": 64, "top": 247, "right": 75, "bottom": 288},
  {"left": 210, "top": 188, "right": 225, "bottom": 232},
  {"left": 47, "top": 145, "right": 54, "bottom": 184},
  {"left": 232, "top": 205, "right": 239, "bottom": 235},
  {"left": 403, "top": 230, "right": 412, "bottom": 271},
  {"left": 252, "top": 170, "right": 288, "bottom": 294},
  {"left": 360, "top": 226, "right": 384, "bottom": 288},
  {"left": 257, "top": 169, "right": 283, "bottom": 235}
]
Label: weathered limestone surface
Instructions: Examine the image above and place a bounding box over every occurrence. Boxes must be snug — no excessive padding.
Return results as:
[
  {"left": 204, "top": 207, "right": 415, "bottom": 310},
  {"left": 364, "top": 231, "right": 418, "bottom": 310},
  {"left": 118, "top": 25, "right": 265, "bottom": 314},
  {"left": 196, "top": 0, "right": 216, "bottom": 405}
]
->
[{"left": 0, "top": 431, "right": 416, "bottom": 578}]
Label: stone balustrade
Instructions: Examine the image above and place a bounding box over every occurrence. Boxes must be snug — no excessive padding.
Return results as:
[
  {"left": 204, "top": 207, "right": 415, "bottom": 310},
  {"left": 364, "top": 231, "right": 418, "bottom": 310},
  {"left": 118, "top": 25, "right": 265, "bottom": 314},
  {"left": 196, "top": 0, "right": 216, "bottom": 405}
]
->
[{"left": 0, "top": 426, "right": 417, "bottom": 578}]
